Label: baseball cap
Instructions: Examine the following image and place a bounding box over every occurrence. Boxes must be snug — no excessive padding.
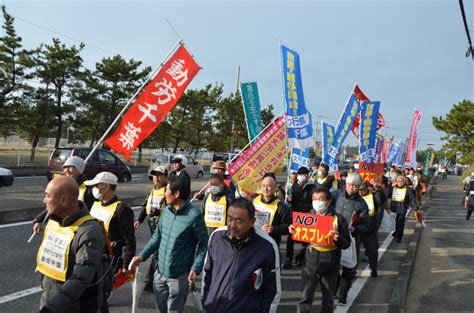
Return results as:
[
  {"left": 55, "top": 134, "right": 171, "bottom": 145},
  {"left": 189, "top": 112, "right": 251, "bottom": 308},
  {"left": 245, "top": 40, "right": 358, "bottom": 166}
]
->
[
  {"left": 85, "top": 172, "right": 118, "bottom": 186},
  {"left": 149, "top": 165, "right": 168, "bottom": 176},
  {"left": 62, "top": 156, "right": 85, "bottom": 174}
]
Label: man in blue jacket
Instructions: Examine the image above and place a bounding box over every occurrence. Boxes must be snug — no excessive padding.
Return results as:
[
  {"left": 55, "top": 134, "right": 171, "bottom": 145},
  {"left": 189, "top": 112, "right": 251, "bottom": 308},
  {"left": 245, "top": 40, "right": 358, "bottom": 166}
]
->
[
  {"left": 202, "top": 198, "right": 281, "bottom": 313},
  {"left": 129, "top": 176, "right": 208, "bottom": 313}
]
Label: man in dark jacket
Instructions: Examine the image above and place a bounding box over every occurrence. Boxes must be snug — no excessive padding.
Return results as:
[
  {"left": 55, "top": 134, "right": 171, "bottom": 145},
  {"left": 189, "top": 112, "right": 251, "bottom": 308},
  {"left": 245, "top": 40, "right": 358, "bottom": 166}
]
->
[
  {"left": 202, "top": 198, "right": 281, "bottom": 313},
  {"left": 291, "top": 187, "right": 351, "bottom": 313},
  {"left": 388, "top": 175, "right": 415, "bottom": 242},
  {"left": 358, "top": 182, "right": 380, "bottom": 277},
  {"left": 37, "top": 176, "right": 106, "bottom": 313},
  {"left": 169, "top": 154, "right": 191, "bottom": 192},
  {"left": 33, "top": 156, "right": 95, "bottom": 234},
  {"left": 313, "top": 163, "right": 340, "bottom": 192},
  {"left": 253, "top": 173, "right": 290, "bottom": 248},
  {"left": 334, "top": 173, "right": 370, "bottom": 305},
  {"left": 201, "top": 173, "right": 235, "bottom": 236},
  {"left": 283, "top": 170, "right": 302, "bottom": 269},
  {"left": 84, "top": 172, "right": 136, "bottom": 277}
]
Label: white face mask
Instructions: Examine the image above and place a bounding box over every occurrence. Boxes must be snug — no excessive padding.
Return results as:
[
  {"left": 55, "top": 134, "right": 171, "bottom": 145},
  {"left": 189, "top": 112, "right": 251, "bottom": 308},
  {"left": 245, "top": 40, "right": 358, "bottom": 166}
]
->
[
  {"left": 317, "top": 170, "right": 324, "bottom": 178},
  {"left": 312, "top": 200, "right": 328, "bottom": 213},
  {"left": 297, "top": 175, "right": 307, "bottom": 184},
  {"left": 92, "top": 186, "right": 103, "bottom": 200},
  {"left": 209, "top": 185, "right": 221, "bottom": 195}
]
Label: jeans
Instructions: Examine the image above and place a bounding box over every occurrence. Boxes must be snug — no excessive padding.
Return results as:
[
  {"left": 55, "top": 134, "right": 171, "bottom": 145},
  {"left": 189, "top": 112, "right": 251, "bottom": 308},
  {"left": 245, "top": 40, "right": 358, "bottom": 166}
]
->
[{"left": 154, "top": 272, "right": 189, "bottom": 313}]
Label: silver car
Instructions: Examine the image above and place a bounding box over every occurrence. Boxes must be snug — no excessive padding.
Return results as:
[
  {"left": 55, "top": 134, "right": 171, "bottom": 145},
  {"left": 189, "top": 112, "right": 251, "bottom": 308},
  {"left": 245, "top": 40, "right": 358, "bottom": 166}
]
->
[{"left": 149, "top": 153, "right": 204, "bottom": 178}]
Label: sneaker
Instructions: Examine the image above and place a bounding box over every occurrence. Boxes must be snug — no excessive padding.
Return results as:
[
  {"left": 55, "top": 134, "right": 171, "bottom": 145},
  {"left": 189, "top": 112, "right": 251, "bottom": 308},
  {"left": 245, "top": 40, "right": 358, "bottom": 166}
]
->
[
  {"left": 338, "top": 295, "right": 347, "bottom": 305},
  {"left": 371, "top": 269, "right": 378, "bottom": 277},
  {"left": 282, "top": 260, "right": 293, "bottom": 269}
]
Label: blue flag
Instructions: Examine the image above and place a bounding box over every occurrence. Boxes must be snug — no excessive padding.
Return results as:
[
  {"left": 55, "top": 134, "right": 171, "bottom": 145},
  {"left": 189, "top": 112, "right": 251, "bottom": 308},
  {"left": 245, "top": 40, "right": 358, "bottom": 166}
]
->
[
  {"left": 387, "top": 141, "right": 400, "bottom": 165},
  {"left": 290, "top": 148, "right": 310, "bottom": 172},
  {"left": 359, "top": 101, "right": 380, "bottom": 162},
  {"left": 281, "top": 45, "right": 313, "bottom": 149},
  {"left": 321, "top": 122, "right": 335, "bottom": 164},
  {"left": 325, "top": 94, "right": 361, "bottom": 171}
]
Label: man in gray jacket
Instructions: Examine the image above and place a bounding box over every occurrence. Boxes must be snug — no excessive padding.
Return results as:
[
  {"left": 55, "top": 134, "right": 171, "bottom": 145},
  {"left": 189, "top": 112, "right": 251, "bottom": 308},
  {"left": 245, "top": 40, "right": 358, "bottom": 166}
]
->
[
  {"left": 37, "top": 176, "right": 107, "bottom": 313},
  {"left": 333, "top": 173, "right": 370, "bottom": 305}
]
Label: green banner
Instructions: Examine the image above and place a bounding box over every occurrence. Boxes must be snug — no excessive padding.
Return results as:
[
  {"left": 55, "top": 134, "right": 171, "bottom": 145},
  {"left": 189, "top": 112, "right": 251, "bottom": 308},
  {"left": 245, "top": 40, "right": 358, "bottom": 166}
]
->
[
  {"left": 423, "top": 151, "right": 430, "bottom": 176},
  {"left": 241, "top": 82, "right": 263, "bottom": 140}
]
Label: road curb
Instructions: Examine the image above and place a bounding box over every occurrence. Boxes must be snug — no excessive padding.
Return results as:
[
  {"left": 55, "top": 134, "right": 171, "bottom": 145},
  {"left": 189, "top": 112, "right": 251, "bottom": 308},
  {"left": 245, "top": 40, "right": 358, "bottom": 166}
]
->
[
  {"left": 387, "top": 177, "right": 437, "bottom": 313},
  {"left": 0, "top": 196, "right": 145, "bottom": 224}
]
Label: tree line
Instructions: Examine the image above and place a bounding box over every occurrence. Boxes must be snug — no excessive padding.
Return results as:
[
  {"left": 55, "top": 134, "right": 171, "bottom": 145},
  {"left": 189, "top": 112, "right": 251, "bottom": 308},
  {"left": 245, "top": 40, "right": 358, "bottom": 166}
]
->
[{"left": 0, "top": 6, "right": 275, "bottom": 161}]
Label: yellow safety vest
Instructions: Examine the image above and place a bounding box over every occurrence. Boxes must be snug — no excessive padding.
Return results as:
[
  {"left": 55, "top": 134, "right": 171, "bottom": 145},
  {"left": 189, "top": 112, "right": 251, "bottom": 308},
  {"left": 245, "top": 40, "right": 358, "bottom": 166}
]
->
[
  {"left": 317, "top": 176, "right": 338, "bottom": 191},
  {"left": 362, "top": 193, "right": 376, "bottom": 217},
  {"left": 78, "top": 183, "right": 87, "bottom": 202},
  {"left": 204, "top": 195, "right": 227, "bottom": 228},
  {"left": 311, "top": 215, "right": 338, "bottom": 252},
  {"left": 253, "top": 195, "right": 279, "bottom": 227},
  {"left": 36, "top": 215, "right": 95, "bottom": 282},
  {"left": 90, "top": 200, "right": 121, "bottom": 233},
  {"left": 392, "top": 187, "right": 407, "bottom": 202},
  {"left": 146, "top": 187, "right": 166, "bottom": 216}
]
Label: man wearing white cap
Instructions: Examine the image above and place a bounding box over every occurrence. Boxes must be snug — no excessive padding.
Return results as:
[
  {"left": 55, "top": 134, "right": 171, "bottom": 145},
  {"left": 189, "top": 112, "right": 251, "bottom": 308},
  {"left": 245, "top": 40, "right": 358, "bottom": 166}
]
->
[
  {"left": 85, "top": 172, "right": 136, "bottom": 302},
  {"left": 169, "top": 154, "right": 191, "bottom": 192},
  {"left": 33, "top": 156, "right": 95, "bottom": 234}
]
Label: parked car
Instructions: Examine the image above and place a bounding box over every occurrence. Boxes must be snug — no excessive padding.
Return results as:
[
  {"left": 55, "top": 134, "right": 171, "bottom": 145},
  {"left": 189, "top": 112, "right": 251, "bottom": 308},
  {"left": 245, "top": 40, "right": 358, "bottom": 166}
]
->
[
  {"left": 47, "top": 148, "right": 132, "bottom": 182},
  {"left": 210, "top": 152, "right": 238, "bottom": 174},
  {"left": 0, "top": 167, "right": 14, "bottom": 187},
  {"left": 149, "top": 153, "right": 204, "bottom": 178}
]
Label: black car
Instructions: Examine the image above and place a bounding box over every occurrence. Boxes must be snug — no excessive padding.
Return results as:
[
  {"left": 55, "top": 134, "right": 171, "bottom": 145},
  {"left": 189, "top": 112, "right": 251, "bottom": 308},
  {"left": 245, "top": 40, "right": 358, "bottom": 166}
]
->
[{"left": 47, "top": 147, "right": 132, "bottom": 182}]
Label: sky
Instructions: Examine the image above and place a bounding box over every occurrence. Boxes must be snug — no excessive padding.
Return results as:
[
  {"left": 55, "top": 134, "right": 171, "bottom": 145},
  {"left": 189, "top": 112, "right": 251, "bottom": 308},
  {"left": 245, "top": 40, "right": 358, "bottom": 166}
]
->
[{"left": 3, "top": 0, "right": 473, "bottom": 150}]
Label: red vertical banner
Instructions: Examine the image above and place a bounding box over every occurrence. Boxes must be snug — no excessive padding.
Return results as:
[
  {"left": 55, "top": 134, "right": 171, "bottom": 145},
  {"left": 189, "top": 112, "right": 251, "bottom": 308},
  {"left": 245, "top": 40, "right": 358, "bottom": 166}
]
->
[
  {"left": 404, "top": 110, "right": 422, "bottom": 168},
  {"left": 104, "top": 44, "right": 200, "bottom": 160},
  {"left": 351, "top": 84, "right": 385, "bottom": 138}
]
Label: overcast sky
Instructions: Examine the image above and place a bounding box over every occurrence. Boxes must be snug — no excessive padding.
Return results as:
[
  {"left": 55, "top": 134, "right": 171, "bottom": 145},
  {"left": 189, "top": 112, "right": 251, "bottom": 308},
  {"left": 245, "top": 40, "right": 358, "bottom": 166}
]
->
[{"left": 4, "top": 0, "right": 473, "bottom": 149}]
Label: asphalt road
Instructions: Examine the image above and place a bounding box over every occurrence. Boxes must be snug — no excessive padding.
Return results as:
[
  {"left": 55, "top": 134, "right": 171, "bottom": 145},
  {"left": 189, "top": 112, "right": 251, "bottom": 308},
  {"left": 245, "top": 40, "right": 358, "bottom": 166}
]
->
[{"left": 405, "top": 176, "right": 474, "bottom": 312}]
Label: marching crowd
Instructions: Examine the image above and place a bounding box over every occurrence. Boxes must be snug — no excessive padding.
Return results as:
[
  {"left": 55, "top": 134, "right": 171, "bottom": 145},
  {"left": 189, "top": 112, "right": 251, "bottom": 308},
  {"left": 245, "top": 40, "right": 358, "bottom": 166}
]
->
[{"left": 34, "top": 155, "right": 432, "bottom": 313}]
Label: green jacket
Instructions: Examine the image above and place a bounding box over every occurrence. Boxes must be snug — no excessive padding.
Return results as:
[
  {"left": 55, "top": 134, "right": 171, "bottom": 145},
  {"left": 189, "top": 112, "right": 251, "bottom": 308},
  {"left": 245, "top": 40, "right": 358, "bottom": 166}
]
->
[{"left": 140, "top": 201, "right": 208, "bottom": 278}]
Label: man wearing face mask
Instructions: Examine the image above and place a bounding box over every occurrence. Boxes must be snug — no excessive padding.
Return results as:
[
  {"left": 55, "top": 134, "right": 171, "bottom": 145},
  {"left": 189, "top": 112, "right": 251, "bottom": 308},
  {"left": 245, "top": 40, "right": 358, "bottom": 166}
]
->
[
  {"left": 289, "top": 187, "right": 351, "bottom": 313},
  {"left": 85, "top": 172, "right": 136, "bottom": 280},
  {"left": 314, "top": 163, "right": 340, "bottom": 192},
  {"left": 333, "top": 173, "right": 369, "bottom": 305},
  {"left": 33, "top": 156, "right": 95, "bottom": 234},
  {"left": 202, "top": 173, "right": 235, "bottom": 236},
  {"left": 253, "top": 173, "right": 290, "bottom": 250}
]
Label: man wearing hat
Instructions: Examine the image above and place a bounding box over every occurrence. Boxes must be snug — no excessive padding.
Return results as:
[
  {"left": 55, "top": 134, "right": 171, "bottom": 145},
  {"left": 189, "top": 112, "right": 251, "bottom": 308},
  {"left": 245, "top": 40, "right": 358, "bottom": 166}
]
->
[
  {"left": 194, "top": 160, "right": 237, "bottom": 200},
  {"left": 169, "top": 154, "right": 191, "bottom": 192},
  {"left": 33, "top": 156, "right": 95, "bottom": 234},
  {"left": 85, "top": 172, "right": 136, "bottom": 286},
  {"left": 134, "top": 165, "right": 168, "bottom": 291}
]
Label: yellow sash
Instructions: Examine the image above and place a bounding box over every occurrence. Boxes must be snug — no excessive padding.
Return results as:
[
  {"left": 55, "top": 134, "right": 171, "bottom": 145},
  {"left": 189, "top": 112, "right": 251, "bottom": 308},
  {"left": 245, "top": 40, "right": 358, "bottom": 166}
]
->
[
  {"left": 36, "top": 215, "right": 95, "bottom": 282},
  {"left": 78, "top": 183, "right": 87, "bottom": 202},
  {"left": 146, "top": 187, "right": 166, "bottom": 216},
  {"left": 311, "top": 215, "right": 338, "bottom": 252},
  {"left": 392, "top": 187, "right": 407, "bottom": 202},
  {"left": 204, "top": 195, "right": 227, "bottom": 228},
  {"left": 90, "top": 201, "right": 121, "bottom": 233},
  {"left": 253, "top": 195, "right": 279, "bottom": 227},
  {"left": 362, "top": 193, "right": 376, "bottom": 217},
  {"left": 317, "top": 176, "right": 338, "bottom": 191}
]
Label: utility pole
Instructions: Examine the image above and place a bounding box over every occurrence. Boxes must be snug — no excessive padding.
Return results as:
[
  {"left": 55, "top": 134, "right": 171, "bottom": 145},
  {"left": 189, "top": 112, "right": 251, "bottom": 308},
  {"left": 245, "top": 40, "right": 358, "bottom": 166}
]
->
[{"left": 230, "top": 65, "right": 240, "bottom": 152}]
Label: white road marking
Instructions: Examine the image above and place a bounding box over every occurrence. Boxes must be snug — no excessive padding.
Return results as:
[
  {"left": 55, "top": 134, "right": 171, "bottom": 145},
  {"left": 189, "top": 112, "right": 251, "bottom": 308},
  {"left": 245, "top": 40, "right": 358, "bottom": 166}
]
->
[
  {"left": 335, "top": 230, "right": 394, "bottom": 313},
  {"left": 0, "top": 286, "right": 42, "bottom": 304}
]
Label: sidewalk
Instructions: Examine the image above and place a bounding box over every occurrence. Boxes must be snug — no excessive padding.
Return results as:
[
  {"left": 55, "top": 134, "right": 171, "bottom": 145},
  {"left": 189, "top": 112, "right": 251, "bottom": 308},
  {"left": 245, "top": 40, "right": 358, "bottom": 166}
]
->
[{"left": 405, "top": 175, "right": 473, "bottom": 312}]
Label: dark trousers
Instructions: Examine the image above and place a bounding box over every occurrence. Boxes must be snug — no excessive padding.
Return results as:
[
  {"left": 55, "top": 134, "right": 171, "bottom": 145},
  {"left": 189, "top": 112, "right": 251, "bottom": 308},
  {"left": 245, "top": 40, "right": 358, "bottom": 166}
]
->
[
  {"left": 286, "top": 234, "right": 294, "bottom": 261},
  {"left": 394, "top": 213, "right": 406, "bottom": 240},
  {"left": 337, "top": 234, "right": 360, "bottom": 298},
  {"left": 360, "top": 232, "right": 378, "bottom": 271},
  {"left": 297, "top": 249, "right": 338, "bottom": 313},
  {"left": 467, "top": 207, "right": 472, "bottom": 220}
]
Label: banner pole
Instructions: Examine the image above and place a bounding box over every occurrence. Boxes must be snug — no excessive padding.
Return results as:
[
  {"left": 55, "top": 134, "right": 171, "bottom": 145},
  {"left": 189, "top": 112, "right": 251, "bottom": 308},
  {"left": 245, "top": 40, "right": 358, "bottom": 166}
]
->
[{"left": 84, "top": 39, "right": 183, "bottom": 163}]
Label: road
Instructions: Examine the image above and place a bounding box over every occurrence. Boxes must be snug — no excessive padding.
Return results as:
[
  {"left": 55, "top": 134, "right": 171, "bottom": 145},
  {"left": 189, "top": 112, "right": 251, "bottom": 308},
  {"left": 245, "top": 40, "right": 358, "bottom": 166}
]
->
[{"left": 0, "top": 175, "right": 469, "bottom": 312}]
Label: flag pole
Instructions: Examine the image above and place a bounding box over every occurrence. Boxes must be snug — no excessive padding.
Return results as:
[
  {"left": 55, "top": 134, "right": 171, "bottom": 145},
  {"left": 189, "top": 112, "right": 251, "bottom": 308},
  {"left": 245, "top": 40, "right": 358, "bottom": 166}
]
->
[{"left": 84, "top": 39, "right": 183, "bottom": 163}]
